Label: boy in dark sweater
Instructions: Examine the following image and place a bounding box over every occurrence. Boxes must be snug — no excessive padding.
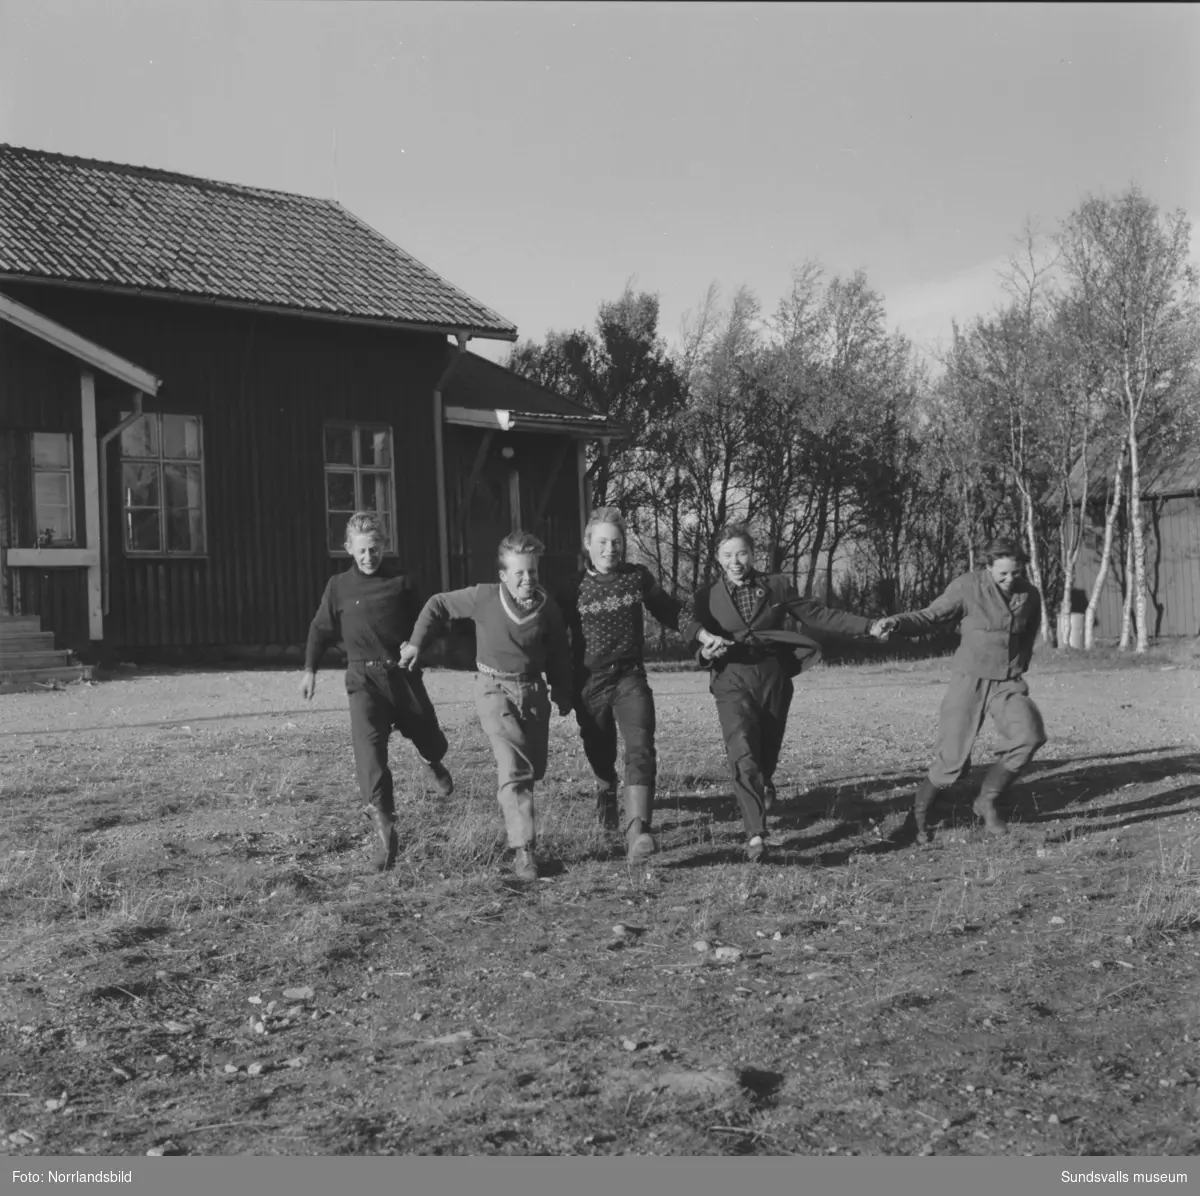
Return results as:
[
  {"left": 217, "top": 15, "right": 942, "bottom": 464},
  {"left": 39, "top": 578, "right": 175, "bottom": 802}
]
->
[
  {"left": 399, "top": 531, "right": 572, "bottom": 882},
  {"left": 555, "top": 507, "right": 691, "bottom": 861},
  {"left": 877, "top": 537, "right": 1047, "bottom": 840},
  {"left": 301, "top": 512, "right": 454, "bottom": 873}
]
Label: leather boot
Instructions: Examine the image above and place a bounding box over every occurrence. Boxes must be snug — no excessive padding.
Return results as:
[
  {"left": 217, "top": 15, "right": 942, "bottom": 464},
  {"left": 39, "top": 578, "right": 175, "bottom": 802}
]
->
[
  {"left": 371, "top": 806, "right": 399, "bottom": 872},
  {"left": 512, "top": 842, "right": 539, "bottom": 882},
  {"left": 595, "top": 780, "right": 619, "bottom": 831},
  {"left": 911, "top": 779, "right": 941, "bottom": 842},
  {"left": 623, "top": 784, "right": 657, "bottom": 861},
  {"left": 973, "top": 763, "right": 1015, "bottom": 836},
  {"left": 763, "top": 777, "right": 777, "bottom": 813},
  {"left": 423, "top": 757, "right": 455, "bottom": 798}
]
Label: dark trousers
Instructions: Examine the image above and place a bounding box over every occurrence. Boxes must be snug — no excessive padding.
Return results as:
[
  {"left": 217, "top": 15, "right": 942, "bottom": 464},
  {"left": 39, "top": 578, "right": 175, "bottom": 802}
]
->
[
  {"left": 927, "top": 673, "right": 1047, "bottom": 789},
  {"left": 711, "top": 657, "right": 794, "bottom": 838},
  {"left": 347, "top": 663, "right": 448, "bottom": 815},
  {"left": 574, "top": 665, "right": 657, "bottom": 791}
]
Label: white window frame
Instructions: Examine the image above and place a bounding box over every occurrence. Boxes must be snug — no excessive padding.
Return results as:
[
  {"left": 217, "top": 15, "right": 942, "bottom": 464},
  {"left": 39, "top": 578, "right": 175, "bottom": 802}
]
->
[
  {"left": 323, "top": 421, "right": 398, "bottom": 554},
  {"left": 119, "top": 412, "right": 208, "bottom": 557},
  {"left": 31, "top": 431, "right": 77, "bottom": 547}
]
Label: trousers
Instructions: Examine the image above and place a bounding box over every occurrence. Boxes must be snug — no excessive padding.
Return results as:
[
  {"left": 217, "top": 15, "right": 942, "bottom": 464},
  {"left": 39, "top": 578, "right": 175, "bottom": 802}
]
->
[
  {"left": 710, "top": 656, "right": 793, "bottom": 838},
  {"left": 475, "top": 672, "right": 551, "bottom": 847},
  {"left": 927, "top": 673, "right": 1047, "bottom": 789},
  {"left": 347, "top": 663, "right": 448, "bottom": 815},
  {"left": 574, "top": 664, "right": 657, "bottom": 790}
]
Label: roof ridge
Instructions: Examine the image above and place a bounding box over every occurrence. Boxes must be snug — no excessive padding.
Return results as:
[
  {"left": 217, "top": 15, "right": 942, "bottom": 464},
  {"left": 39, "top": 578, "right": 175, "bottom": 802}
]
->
[{"left": 0, "top": 142, "right": 338, "bottom": 208}]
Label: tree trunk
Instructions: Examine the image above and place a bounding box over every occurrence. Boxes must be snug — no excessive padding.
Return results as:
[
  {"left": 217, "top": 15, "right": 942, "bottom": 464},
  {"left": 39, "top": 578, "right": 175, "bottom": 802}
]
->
[
  {"left": 804, "top": 490, "right": 828, "bottom": 597},
  {"left": 1083, "top": 440, "right": 1127, "bottom": 650},
  {"left": 1118, "top": 525, "right": 1135, "bottom": 651},
  {"left": 1019, "top": 484, "right": 1053, "bottom": 646},
  {"left": 1127, "top": 418, "right": 1150, "bottom": 652}
]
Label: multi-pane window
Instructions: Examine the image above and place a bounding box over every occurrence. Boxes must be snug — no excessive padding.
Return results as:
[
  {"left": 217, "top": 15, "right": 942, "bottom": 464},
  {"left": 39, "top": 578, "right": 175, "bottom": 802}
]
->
[
  {"left": 120, "top": 413, "right": 206, "bottom": 555},
  {"left": 324, "top": 423, "right": 395, "bottom": 552},
  {"left": 32, "top": 432, "right": 75, "bottom": 546}
]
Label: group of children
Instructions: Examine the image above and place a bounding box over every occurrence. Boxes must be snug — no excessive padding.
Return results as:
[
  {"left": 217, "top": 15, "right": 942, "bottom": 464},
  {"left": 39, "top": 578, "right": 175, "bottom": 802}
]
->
[{"left": 303, "top": 509, "right": 1048, "bottom": 877}]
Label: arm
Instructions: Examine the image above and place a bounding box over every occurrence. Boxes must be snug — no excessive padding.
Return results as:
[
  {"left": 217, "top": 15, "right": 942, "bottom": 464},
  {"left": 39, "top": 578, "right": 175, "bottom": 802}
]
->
[
  {"left": 780, "top": 586, "right": 874, "bottom": 638},
  {"left": 406, "top": 586, "right": 483, "bottom": 652},
  {"left": 301, "top": 577, "right": 339, "bottom": 698},
  {"left": 1016, "top": 587, "right": 1042, "bottom": 670},
  {"left": 889, "top": 577, "right": 967, "bottom": 635},
  {"left": 639, "top": 566, "right": 684, "bottom": 633}
]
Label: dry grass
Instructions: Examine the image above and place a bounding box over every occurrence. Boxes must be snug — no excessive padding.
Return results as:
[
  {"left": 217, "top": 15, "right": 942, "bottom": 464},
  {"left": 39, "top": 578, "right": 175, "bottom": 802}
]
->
[{"left": 0, "top": 660, "right": 1198, "bottom": 1157}]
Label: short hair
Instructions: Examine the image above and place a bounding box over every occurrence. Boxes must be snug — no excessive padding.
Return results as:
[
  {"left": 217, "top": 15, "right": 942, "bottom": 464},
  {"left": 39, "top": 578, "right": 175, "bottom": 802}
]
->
[
  {"left": 584, "top": 506, "right": 627, "bottom": 548},
  {"left": 715, "top": 523, "right": 755, "bottom": 553},
  {"left": 498, "top": 529, "right": 545, "bottom": 567},
  {"left": 344, "top": 511, "right": 387, "bottom": 545},
  {"left": 982, "top": 537, "right": 1029, "bottom": 566}
]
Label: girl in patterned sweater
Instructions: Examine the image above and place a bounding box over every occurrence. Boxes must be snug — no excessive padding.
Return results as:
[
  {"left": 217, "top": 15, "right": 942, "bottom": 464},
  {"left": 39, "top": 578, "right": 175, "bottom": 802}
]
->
[
  {"left": 400, "top": 531, "right": 572, "bottom": 882},
  {"left": 556, "top": 508, "right": 720, "bottom": 861}
]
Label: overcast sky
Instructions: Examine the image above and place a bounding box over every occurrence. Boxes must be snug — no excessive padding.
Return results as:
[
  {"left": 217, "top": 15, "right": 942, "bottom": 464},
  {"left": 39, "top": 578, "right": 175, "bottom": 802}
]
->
[{"left": 2, "top": 1, "right": 1197, "bottom": 365}]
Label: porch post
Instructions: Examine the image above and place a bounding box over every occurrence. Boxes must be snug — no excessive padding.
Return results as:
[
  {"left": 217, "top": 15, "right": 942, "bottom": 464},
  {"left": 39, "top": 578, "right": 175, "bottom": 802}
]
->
[{"left": 80, "top": 370, "right": 103, "bottom": 641}]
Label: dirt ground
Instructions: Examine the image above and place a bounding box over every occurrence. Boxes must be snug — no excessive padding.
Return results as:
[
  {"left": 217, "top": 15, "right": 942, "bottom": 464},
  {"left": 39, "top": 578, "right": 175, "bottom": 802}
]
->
[{"left": 1, "top": 650, "right": 1198, "bottom": 1156}]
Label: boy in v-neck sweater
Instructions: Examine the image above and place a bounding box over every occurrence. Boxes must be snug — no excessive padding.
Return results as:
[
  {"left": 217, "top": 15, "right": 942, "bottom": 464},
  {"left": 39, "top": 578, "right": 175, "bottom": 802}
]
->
[{"left": 401, "top": 531, "right": 572, "bottom": 882}]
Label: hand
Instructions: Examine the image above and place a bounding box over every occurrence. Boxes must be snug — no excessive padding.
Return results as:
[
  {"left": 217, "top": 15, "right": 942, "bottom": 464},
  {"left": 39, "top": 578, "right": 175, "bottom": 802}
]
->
[
  {"left": 553, "top": 695, "right": 573, "bottom": 717},
  {"left": 869, "top": 617, "right": 897, "bottom": 641},
  {"left": 697, "top": 628, "right": 732, "bottom": 658},
  {"left": 397, "top": 642, "right": 420, "bottom": 670},
  {"left": 300, "top": 670, "right": 316, "bottom": 701}
]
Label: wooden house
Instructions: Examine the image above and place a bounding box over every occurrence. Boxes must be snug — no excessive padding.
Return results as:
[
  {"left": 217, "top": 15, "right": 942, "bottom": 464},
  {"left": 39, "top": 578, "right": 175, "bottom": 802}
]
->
[{"left": 0, "top": 145, "right": 623, "bottom": 682}]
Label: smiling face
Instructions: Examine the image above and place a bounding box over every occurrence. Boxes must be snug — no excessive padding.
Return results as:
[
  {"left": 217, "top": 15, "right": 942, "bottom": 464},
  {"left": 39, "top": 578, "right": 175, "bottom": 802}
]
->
[
  {"left": 717, "top": 536, "right": 754, "bottom": 585},
  {"left": 500, "top": 551, "right": 540, "bottom": 604},
  {"left": 347, "top": 531, "right": 384, "bottom": 575},
  {"left": 586, "top": 521, "right": 624, "bottom": 574},
  {"left": 988, "top": 556, "right": 1024, "bottom": 597}
]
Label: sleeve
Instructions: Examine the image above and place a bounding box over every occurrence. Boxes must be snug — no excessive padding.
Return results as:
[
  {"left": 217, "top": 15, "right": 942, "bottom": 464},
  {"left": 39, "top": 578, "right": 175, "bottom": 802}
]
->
[
  {"left": 681, "top": 587, "right": 722, "bottom": 666},
  {"left": 1016, "top": 587, "right": 1042, "bottom": 671},
  {"left": 542, "top": 598, "right": 574, "bottom": 705},
  {"left": 639, "top": 566, "right": 684, "bottom": 632},
  {"left": 554, "top": 576, "right": 584, "bottom": 677},
  {"left": 408, "top": 585, "right": 483, "bottom": 649},
  {"left": 781, "top": 583, "right": 874, "bottom": 638},
  {"left": 891, "top": 577, "right": 967, "bottom": 635},
  {"left": 304, "top": 576, "right": 340, "bottom": 672}
]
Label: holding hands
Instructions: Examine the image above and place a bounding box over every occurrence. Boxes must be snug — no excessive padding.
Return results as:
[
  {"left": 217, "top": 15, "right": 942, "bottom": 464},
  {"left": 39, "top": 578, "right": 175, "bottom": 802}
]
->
[
  {"left": 697, "top": 628, "right": 733, "bottom": 659},
  {"left": 869, "top": 616, "right": 899, "bottom": 641},
  {"left": 397, "top": 642, "right": 420, "bottom": 670}
]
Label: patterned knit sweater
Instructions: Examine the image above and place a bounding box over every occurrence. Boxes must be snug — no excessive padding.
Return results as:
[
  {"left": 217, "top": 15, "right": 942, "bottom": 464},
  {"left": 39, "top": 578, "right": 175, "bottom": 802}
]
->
[
  {"left": 556, "top": 563, "right": 683, "bottom": 674},
  {"left": 409, "top": 583, "right": 572, "bottom": 702}
]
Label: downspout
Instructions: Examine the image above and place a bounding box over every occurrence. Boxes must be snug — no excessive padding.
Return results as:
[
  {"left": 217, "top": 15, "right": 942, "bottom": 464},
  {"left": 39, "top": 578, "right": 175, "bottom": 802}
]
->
[
  {"left": 97, "top": 393, "right": 144, "bottom": 616},
  {"left": 434, "top": 333, "right": 470, "bottom": 590}
]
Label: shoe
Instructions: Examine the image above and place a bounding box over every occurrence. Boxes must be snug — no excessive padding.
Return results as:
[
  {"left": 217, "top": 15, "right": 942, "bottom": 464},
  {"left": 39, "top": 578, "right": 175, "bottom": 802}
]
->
[
  {"left": 973, "top": 763, "right": 1015, "bottom": 836},
  {"left": 371, "top": 808, "right": 399, "bottom": 872},
  {"left": 746, "top": 835, "right": 769, "bottom": 864},
  {"left": 625, "top": 818, "right": 657, "bottom": 862},
  {"left": 425, "top": 758, "right": 454, "bottom": 798},
  {"left": 911, "top": 779, "right": 941, "bottom": 843},
  {"left": 512, "top": 846, "right": 539, "bottom": 882},
  {"left": 763, "top": 779, "right": 777, "bottom": 813}
]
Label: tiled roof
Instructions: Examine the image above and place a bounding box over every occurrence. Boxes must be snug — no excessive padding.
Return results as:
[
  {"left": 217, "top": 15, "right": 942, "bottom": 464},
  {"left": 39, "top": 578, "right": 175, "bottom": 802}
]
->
[
  {"left": 0, "top": 144, "right": 517, "bottom": 338},
  {"left": 444, "top": 352, "right": 629, "bottom": 435}
]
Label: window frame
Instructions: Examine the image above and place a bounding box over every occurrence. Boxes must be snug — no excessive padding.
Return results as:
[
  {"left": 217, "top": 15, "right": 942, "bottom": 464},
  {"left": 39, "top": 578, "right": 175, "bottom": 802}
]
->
[
  {"left": 323, "top": 421, "right": 398, "bottom": 556},
  {"left": 31, "top": 431, "right": 77, "bottom": 547},
  {"left": 119, "top": 411, "right": 208, "bottom": 558}
]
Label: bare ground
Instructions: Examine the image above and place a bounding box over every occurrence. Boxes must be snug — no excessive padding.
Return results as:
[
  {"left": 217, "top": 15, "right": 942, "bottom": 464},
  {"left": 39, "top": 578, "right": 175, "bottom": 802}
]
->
[{"left": 1, "top": 646, "right": 1198, "bottom": 1157}]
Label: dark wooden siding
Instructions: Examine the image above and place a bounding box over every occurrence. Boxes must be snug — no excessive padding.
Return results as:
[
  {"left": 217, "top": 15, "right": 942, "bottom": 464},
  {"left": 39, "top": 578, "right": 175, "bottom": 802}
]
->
[
  {"left": 1074, "top": 494, "right": 1200, "bottom": 640},
  {"left": 3, "top": 283, "right": 449, "bottom": 653}
]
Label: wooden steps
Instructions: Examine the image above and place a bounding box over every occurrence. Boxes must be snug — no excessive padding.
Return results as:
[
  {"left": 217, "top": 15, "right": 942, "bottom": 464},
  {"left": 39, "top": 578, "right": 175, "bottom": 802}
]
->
[{"left": 0, "top": 615, "right": 89, "bottom": 692}]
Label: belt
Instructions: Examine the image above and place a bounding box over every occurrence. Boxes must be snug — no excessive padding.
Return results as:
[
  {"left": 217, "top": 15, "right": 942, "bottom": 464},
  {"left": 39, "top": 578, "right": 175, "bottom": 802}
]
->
[
  {"left": 476, "top": 660, "right": 541, "bottom": 683},
  {"left": 355, "top": 658, "right": 401, "bottom": 669}
]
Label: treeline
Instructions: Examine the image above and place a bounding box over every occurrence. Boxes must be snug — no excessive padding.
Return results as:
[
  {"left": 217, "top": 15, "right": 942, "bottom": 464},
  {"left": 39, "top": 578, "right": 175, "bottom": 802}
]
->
[{"left": 508, "top": 186, "right": 1200, "bottom": 652}]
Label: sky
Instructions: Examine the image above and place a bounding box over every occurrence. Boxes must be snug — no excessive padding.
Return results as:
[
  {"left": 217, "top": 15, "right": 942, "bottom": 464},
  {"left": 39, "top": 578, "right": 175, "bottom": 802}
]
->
[{"left": 2, "top": 1, "right": 1198, "bottom": 367}]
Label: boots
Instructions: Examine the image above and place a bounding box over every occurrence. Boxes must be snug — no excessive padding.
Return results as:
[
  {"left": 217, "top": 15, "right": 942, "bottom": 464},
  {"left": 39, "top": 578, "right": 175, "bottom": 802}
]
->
[
  {"left": 370, "top": 806, "right": 399, "bottom": 872},
  {"left": 763, "top": 778, "right": 777, "bottom": 813},
  {"left": 973, "top": 762, "right": 1016, "bottom": 836},
  {"left": 595, "top": 780, "right": 619, "bottom": 831},
  {"left": 911, "top": 778, "right": 941, "bottom": 842},
  {"left": 623, "top": 784, "right": 657, "bottom": 862},
  {"left": 512, "top": 842, "right": 539, "bottom": 882}
]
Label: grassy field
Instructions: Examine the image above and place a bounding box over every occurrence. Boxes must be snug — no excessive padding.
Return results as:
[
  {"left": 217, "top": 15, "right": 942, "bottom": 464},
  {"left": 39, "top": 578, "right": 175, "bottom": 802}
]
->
[{"left": 1, "top": 644, "right": 1198, "bottom": 1157}]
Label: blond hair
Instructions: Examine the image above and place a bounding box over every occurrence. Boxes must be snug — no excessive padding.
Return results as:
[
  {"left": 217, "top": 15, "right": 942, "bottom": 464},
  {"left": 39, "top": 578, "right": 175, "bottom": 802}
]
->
[
  {"left": 344, "top": 511, "right": 387, "bottom": 545},
  {"left": 497, "top": 529, "right": 545, "bottom": 567}
]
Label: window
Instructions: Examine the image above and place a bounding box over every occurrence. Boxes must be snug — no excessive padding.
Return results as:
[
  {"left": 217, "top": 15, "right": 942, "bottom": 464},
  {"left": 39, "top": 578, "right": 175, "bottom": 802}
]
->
[
  {"left": 120, "top": 413, "right": 206, "bottom": 555},
  {"left": 32, "top": 432, "right": 75, "bottom": 546},
  {"left": 324, "top": 423, "right": 396, "bottom": 552}
]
